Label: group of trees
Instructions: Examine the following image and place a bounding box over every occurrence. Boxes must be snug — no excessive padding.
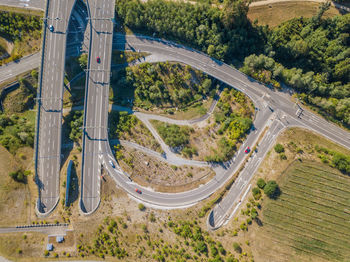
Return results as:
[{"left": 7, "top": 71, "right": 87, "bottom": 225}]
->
[
  {"left": 152, "top": 120, "right": 193, "bottom": 149},
  {"left": 115, "top": 0, "right": 349, "bottom": 128},
  {"left": 0, "top": 113, "right": 34, "bottom": 154},
  {"left": 315, "top": 145, "right": 350, "bottom": 174},
  {"left": 65, "top": 111, "right": 83, "bottom": 143},
  {"left": 123, "top": 62, "right": 215, "bottom": 109},
  {"left": 9, "top": 169, "right": 31, "bottom": 183},
  {"left": 254, "top": 178, "right": 280, "bottom": 199},
  {"left": 207, "top": 88, "right": 253, "bottom": 162},
  {"left": 0, "top": 11, "right": 41, "bottom": 41},
  {"left": 116, "top": 0, "right": 266, "bottom": 61},
  {"left": 109, "top": 111, "right": 137, "bottom": 139},
  {"left": 242, "top": 10, "right": 350, "bottom": 126}
]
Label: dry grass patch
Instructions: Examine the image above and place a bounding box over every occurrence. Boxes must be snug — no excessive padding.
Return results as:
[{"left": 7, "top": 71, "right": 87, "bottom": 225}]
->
[
  {"left": 116, "top": 145, "right": 215, "bottom": 192},
  {"left": 0, "top": 233, "right": 46, "bottom": 262},
  {"left": 248, "top": 1, "right": 341, "bottom": 28}
]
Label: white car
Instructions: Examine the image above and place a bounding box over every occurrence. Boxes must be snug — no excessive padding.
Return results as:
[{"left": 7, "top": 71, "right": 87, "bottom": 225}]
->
[{"left": 109, "top": 160, "right": 115, "bottom": 168}]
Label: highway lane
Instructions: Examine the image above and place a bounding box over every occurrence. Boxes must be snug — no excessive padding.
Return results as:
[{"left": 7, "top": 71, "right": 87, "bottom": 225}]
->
[
  {"left": 35, "top": 0, "right": 76, "bottom": 215},
  {"left": 100, "top": 35, "right": 350, "bottom": 210},
  {"left": 1, "top": 28, "right": 349, "bottom": 214},
  {"left": 0, "top": 0, "right": 44, "bottom": 10},
  {"left": 80, "top": 0, "right": 115, "bottom": 214}
]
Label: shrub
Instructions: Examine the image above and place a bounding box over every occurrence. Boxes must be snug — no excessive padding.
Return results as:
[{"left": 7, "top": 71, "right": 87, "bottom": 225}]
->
[
  {"left": 252, "top": 187, "right": 261, "bottom": 200},
  {"left": 274, "top": 143, "right": 284, "bottom": 153},
  {"left": 233, "top": 242, "right": 242, "bottom": 253},
  {"left": 9, "top": 170, "right": 27, "bottom": 183},
  {"left": 196, "top": 241, "right": 208, "bottom": 255},
  {"left": 256, "top": 178, "right": 266, "bottom": 189},
  {"left": 138, "top": 203, "right": 145, "bottom": 211},
  {"left": 264, "top": 180, "right": 280, "bottom": 199},
  {"left": 44, "top": 250, "right": 49, "bottom": 256},
  {"left": 280, "top": 153, "right": 287, "bottom": 160}
]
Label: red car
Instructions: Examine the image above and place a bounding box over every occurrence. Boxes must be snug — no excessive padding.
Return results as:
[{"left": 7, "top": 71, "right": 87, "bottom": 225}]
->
[
  {"left": 96, "top": 56, "right": 101, "bottom": 63},
  {"left": 245, "top": 147, "right": 250, "bottom": 154},
  {"left": 135, "top": 188, "right": 142, "bottom": 194}
]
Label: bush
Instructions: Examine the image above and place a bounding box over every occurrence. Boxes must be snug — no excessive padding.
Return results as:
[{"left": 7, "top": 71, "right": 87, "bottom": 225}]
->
[
  {"left": 9, "top": 170, "right": 27, "bottom": 183},
  {"left": 256, "top": 178, "right": 266, "bottom": 189},
  {"left": 233, "top": 242, "right": 242, "bottom": 253},
  {"left": 138, "top": 203, "right": 145, "bottom": 211},
  {"left": 264, "top": 180, "right": 280, "bottom": 199},
  {"left": 280, "top": 153, "right": 287, "bottom": 160},
  {"left": 44, "top": 250, "right": 49, "bottom": 256},
  {"left": 252, "top": 187, "right": 261, "bottom": 200},
  {"left": 274, "top": 144, "right": 284, "bottom": 153}
]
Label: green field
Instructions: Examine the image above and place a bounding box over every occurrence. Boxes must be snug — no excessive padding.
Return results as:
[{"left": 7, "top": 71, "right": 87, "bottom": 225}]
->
[{"left": 262, "top": 161, "right": 350, "bottom": 261}]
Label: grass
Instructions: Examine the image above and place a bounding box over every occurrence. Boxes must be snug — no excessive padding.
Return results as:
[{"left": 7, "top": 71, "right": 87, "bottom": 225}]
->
[
  {"left": 261, "top": 161, "right": 350, "bottom": 261},
  {"left": 247, "top": 1, "right": 341, "bottom": 28},
  {"left": 0, "top": 5, "right": 43, "bottom": 17}
]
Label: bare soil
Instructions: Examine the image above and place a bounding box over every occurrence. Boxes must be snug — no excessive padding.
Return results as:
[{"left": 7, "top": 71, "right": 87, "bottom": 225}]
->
[{"left": 118, "top": 145, "right": 215, "bottom": 192}]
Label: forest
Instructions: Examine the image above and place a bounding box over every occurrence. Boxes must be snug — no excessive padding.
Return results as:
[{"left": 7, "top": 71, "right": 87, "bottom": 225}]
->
[{"left": 115, "top": 0, "right": 349, "bottom": 127}]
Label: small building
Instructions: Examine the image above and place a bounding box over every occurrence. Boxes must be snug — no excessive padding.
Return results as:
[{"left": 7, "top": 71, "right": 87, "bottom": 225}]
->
[
  {"left": 56, "top": 236, "right": 64, "bottom": 243},
  {"left": 46, "top": 244, "right": 53, "bottom": 251}
]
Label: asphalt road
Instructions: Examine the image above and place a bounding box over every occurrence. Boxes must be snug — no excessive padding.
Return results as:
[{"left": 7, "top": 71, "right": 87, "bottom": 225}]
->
[
  {"left": 1, "top": 31, "right": 349, "bottom": 216},
  {"left": 0, "top": 0, "right": 43, "bottom": 9},
  {"left": 35, "top": 0, "right": 76, "bottom": 215},
  {"left": 101, "top": 34, "right": 350, "bottom": 211},
  {"left": 80, "top": 0, "right": 115, "bottom": 214}
]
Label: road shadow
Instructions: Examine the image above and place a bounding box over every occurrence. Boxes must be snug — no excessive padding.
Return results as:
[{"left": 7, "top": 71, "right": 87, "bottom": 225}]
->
[{"left": 66, "top": 161, "right": 79, "bottom": 206}]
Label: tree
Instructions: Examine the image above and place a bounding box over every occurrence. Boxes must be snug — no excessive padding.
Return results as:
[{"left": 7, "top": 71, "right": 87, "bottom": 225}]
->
[
  {"left": 264, "top": 180, "right": 280, "bottom": 199},
  {"left": 274, "top": 144, "right": 284, "bottom": 153},
  {"left": 257, "top": 178, "right": 266, "bottom": 189},
  {"left": 78, "top": 54, "right": 88, "bottom": 69}
]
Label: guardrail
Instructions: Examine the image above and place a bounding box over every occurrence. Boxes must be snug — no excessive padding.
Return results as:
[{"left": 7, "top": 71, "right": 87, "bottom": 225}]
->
[{"left": 16, "top": 223, "right": 69, "bottom": 229}]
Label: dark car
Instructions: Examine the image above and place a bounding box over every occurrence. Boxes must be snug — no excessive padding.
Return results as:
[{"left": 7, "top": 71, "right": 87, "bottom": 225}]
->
[
  {"left": 96, "top": 56, "right": 101, "bottom": 63},
  {"left": 245, "top": 147, "right": 250, "bottom": 154},
  {"left": 49, "top": 25, "right": 54, "bottom": 32}
]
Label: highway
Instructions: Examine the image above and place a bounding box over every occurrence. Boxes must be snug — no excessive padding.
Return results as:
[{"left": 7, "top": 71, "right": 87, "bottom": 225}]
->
[
  {"left": 0, "top": 1, "right": 349, "bottom": 226},
  {"left": 0, "top": 0, "right": 43, "bottom": 10},
  {"left": 101, "top": 34, "right": 350, "bottom": 212},
  {"left": 35, "top": 0, "right": 76, "bottom": 215},
  {"left": 80, "top": 0, "right": 115, "bottom": 214}
]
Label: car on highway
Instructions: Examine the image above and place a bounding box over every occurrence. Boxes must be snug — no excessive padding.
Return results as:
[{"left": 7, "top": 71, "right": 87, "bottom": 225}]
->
[
  {"left": 109, "top": 160, "right": 115, "bottom": 168},
  {"left": 135, "top": 188, "right": 142, "bottom": 194},
  {"left": 245, "top": 147, "right": 250, "bottom": 154},
  {"left": 49, "top": 25, "right": 54, "bottom": 32},
  {"left": 96, "top": 56, "right": 101, "bottom": 63}
]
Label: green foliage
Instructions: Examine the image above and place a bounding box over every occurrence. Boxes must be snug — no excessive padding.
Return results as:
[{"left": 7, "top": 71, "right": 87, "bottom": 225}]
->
[
  {"left": 0, "top": 113, "right": 35, "bottom": 154},
  {"left": 116, "top": 0, "right": 265, "bottom": 61},
  {"left": 0, "top": 11, "right": 41, "bottom": 41},
  {"left": 109, "top": 111, "right": 137, "bottom": 139},
  {"left": 257, "top": 178, "right": 266, "bottom": 189},
  {"left": 232, "top": 242, "right": 242, "bottom": 253},
  {"left": 65, "top": 111, "right": 83, "bottom": 143},
  {"left": 9, "top": 169, "right": 29, "bottom": 183},
  {"left": 263, "top": 180, "right": 280, "bottom": 199},
  {"left": 252, "top": 187, "right": 261, "bottom": 200},
  {"left": 138, "top": 203, "right": 145, "bottom": 211},
  {"left": 78, "top": 54, "right": 88, "bottom": 70},
  {"left": 316, "top": 146, "right": 350, "bottom": 174},
  {"left": 119, "top": 62, "right": 215, "bottom": 109},
  {"left": 152, "top": 121, "right": 192, "bottom": 149},
  {"left": 274, "top": 143, "right": 285, "bottom": 153},
  {"left": 241, "top": 14, "right": 350, "bottom": 126},
  {"left": 196, "top": 241, "right": 208, "bottom": 256}
]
